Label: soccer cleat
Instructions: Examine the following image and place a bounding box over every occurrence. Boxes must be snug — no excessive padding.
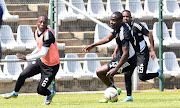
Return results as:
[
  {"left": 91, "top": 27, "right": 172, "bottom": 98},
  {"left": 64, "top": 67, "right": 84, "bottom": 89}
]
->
[
  {"left": 120, "top": 96, "right": 133, "bottom": 102},
  {"left": 99, "top": 99, "right": 108, "bottom": 103},
  {"left": 43, "top": 91, "right": 55, "bottom": 105},
  {"left": 157, "top": 69, "right": 165, "bottom": 84},
  {"left": 117, "top": 88, "right": 121, "bottom": 95},
  {"left": 2, "top": 91, "right": 18, "bottom": 99}
]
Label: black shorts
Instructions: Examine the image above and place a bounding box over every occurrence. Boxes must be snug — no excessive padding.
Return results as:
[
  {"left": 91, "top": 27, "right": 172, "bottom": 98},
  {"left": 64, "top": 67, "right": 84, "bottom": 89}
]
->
[
  {"left": 23, "top": 59, "right": 59, "bottom": 88},
  {"left": 107, "top": 54, "right": 136, "bottom": 74},
  {"left": 136, "top": 48, "right": 149, "bottom": 74}
]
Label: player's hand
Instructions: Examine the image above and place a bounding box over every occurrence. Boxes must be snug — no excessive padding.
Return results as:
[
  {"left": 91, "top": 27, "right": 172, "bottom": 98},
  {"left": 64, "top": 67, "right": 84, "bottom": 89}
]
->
[
  {"left": 106, "top": 68, "right": 117, "bottom": 77},
  {"left": 111, "top": 52, "right": 116, "bottom": 58},
  {"left": 82, "top": 45, "right": 93, "bottom": 53},
  {"left": 26, "top": 54, "right": 31, "bottom": 56},
  {"left": 150, "top": 50, "right": 156, "bottom": 60},
  {"left": 16, "top": 53, "right": 27, "bottom": 60}
]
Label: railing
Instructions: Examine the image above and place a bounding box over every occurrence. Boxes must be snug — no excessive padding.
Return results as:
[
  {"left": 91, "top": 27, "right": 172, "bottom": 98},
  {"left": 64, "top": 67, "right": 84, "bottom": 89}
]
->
[
  {"left": 0, "top": 57, "right": 141, "bottom": 90},
  {"left": 0, "top": 57, "right": 112, "bottom": 62}
]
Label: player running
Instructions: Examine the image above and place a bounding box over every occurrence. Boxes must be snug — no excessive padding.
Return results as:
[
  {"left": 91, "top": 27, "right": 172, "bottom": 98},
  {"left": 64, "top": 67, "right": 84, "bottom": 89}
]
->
[
  {"left": 82, "top": 11, "right": 136, "bottom": 103},
  {"left": 2, "top": 15, "right": 60, "bottom": 105},
  {"left": 112, "top": 10, "right": 165, "bottom": 102}
]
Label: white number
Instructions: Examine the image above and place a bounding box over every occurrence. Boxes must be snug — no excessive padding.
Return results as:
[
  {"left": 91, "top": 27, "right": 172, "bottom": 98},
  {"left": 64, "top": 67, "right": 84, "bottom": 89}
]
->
[
  {"left": 109, "top": 61, "right": 118, "bottom": 68},
  {"left": 42, "top": 78, "right": 49, "bottom": 87},
  {"left": 138, "top": 64, "right": 144, "bottom": 73}
]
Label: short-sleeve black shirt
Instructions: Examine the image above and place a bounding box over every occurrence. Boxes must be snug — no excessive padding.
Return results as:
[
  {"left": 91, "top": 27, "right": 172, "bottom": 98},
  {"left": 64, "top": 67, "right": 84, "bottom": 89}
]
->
[
  {"left": 129, "top": 21, "right": 149, "bottom": 53},
  {"left": 37, "top": 29, "right": 55, "bottom": 47},
  {"left": 112, "top": 23, "right": 136, "bottom": 66}
]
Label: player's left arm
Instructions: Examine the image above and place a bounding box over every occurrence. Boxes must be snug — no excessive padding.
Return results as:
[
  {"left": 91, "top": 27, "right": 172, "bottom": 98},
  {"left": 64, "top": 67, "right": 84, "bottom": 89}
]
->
[
  {"left": 106, "top": 42, "right": 129, "bottom": 77},
  {"left": 115, "top": 45, "right": 129, "bottom": 70},
  {"left": 26, "top": 31, "right": 55, "bottom": 60},
  {"left": 141, "top": 23, "right": 156, "bottom": 60},
  {"left": 112, "top": 44, "right": 118, "bottom": 58},
  {"left": 106, "top": 27, "right": 130, "bottom": 77},
  {"left": 147, "top": 32, "right": 156, "bottom": 59}
]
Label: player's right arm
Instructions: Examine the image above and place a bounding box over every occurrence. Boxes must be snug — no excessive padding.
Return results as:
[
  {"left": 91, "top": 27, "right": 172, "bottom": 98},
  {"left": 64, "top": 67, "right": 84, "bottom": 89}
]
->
[
  {"left": 82, "top": 33, "right": 115, "bottom": 52},
  {"left": 26, "top": 46, "right": 49, "bottom": 60},
  {"left": 30, "top": 47, "right": 38, "bottom": 55}
]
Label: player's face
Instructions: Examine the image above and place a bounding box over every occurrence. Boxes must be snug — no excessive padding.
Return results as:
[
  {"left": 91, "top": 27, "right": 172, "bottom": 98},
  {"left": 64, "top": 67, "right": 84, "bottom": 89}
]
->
[
  {"left": 110, "top": 14, "right": 122, "bottom": 30},
  {"left": 122, "top": 12, "right": 132, "bottom": 24},
  {"left": 37, "top": 16, "right": 48, "bottom": 32}
]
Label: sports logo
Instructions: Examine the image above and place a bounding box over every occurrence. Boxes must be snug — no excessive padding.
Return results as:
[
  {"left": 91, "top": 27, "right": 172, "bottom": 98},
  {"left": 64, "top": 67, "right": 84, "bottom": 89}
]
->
[
  {"left": 109, "top": 61, "right": 119, "bottom": 68},
  {"left": 42, "top": 77, "right": 49, "bottom": 87}
]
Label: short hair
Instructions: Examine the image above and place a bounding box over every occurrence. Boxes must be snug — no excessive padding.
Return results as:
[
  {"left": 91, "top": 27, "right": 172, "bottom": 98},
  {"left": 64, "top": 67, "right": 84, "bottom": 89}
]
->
[
  {"left": 38, "top": 15, "right": 48, "bottom": 22},
  {"left": 112, "top": 11, "right": 123, "bottom": 20},
  {"left": 122, "top": 10, "right": 131, "bottom": 16}
]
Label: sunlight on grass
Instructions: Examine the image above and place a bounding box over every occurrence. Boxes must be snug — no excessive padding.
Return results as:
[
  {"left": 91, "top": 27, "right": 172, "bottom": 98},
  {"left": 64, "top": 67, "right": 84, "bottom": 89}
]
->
[{"left": 0, "top": 90, "right": 180, "bottom": 108}]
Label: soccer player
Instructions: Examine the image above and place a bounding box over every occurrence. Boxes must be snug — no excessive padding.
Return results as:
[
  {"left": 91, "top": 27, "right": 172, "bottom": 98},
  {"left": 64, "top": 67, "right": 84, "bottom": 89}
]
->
[
  {"left": 112, "top": 10, "right": 165, "bottom": 102},
  {"left": 82, "top": 11, "right": 136, "bottom": 103},
  {"left": 2, "top": 15, "right": 60, "bottom": 105}
]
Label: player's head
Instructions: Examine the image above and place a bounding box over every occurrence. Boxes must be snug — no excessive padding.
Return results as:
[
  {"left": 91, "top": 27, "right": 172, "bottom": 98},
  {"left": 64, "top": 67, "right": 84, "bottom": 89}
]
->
[
  {"left": 110, "top": 11, "right": 123, "bottom": 30},
  {"left": 122, "top": 10, "right": 132, "bottom": 24},
  {"left": 37, "top": 15, "right": 48, "bottom": 32}
]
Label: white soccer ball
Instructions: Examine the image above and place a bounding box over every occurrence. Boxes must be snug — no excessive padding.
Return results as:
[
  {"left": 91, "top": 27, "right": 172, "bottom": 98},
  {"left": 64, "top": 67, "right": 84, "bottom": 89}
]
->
[{"left": 104, "top": 87, "right": 118, "bottom": 102}]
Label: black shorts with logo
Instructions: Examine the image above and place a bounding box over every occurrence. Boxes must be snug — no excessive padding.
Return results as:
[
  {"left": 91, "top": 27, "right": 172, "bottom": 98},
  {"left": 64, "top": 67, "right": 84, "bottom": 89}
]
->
[
  {"left": 107, "top": 54, "right": 136, "bottom": 74},
  {"left": 136, "top": 47, "right": 149, "bottom": 74}
]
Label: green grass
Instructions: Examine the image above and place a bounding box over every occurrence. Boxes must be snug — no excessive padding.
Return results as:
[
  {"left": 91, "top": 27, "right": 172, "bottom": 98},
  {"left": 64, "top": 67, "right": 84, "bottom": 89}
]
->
[{"left": 0, "top": 90, "right": 180, "bottom": 108}]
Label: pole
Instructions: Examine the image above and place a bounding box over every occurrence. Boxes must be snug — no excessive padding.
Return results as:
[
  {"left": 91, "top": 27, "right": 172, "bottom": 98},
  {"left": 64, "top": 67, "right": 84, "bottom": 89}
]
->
[
  {"left": 50, "top": 0, "right": 56, "bottom": 92},
  {"left": 159, "top": 0, "right": 164, "bottom": 91},
  {"left": 50, "top": 0, "right": 54, "bottom": 30},
  {"left": 54, "top": 0, "right": 58, "bottom": 39}
]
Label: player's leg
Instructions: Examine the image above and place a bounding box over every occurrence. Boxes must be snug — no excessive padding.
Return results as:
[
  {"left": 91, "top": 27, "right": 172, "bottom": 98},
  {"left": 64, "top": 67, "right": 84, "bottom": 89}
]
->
[
  {"left": 97, "top": 64, "right": 115, "bottom": 103},
  {"left": 137, "top": 51, "right": 159, "bottom": 81},
  {"left": 97, "top": 56, "right": 121, "bottom": 92},
  {"left": 38, "top": 63, "right": 59, "bottom": 105},
  {"left": 157, "top": 69, "right": 165, "bottom": 84},
  {"left": 3, "top": 60, "right": 41, "bottom": 99},
  {"left": 96, "top": 64, "right": 114, "bottom": 87},
  {"left": 98, "top": 56, "right": 121, "bottom": 103},
  {"left": 121, "top": 66, "right": 135, "bottom": 102}
]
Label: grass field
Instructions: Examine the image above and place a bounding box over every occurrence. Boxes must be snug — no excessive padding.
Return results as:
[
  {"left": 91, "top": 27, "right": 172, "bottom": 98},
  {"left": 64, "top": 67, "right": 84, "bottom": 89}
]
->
[{"left": 0, "top": 90, "right": 180, "bottom": 108}]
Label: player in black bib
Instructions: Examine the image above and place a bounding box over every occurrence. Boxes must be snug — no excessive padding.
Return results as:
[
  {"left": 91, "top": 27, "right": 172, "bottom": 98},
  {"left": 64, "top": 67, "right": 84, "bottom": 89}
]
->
[
  {"left": 112, "top": 10, "right": 165, "bottom": 102},
  {"left": 83, "top": 11, "right": 137, "bottom": 103}
]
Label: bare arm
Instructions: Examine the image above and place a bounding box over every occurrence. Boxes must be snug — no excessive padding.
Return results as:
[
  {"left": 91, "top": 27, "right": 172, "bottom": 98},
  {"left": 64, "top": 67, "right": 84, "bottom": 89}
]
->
[
  {"left": 147, "top": 32, "right": 156, "bottom": 60},
  {"left": 111, "top": 44, "right": 118, "bottom": 58},
  {"left": 82, "top": 33, "right": 115, "bottom": 52},
  {"left": 106, "top": 46, "right": 129, "bottom": 77}
]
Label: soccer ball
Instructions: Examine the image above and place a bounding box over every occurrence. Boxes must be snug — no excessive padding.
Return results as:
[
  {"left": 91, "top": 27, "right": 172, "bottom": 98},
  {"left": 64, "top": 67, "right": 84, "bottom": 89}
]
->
[{"left": 104, "top": 87, "right": 118, "bottom": 102}]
